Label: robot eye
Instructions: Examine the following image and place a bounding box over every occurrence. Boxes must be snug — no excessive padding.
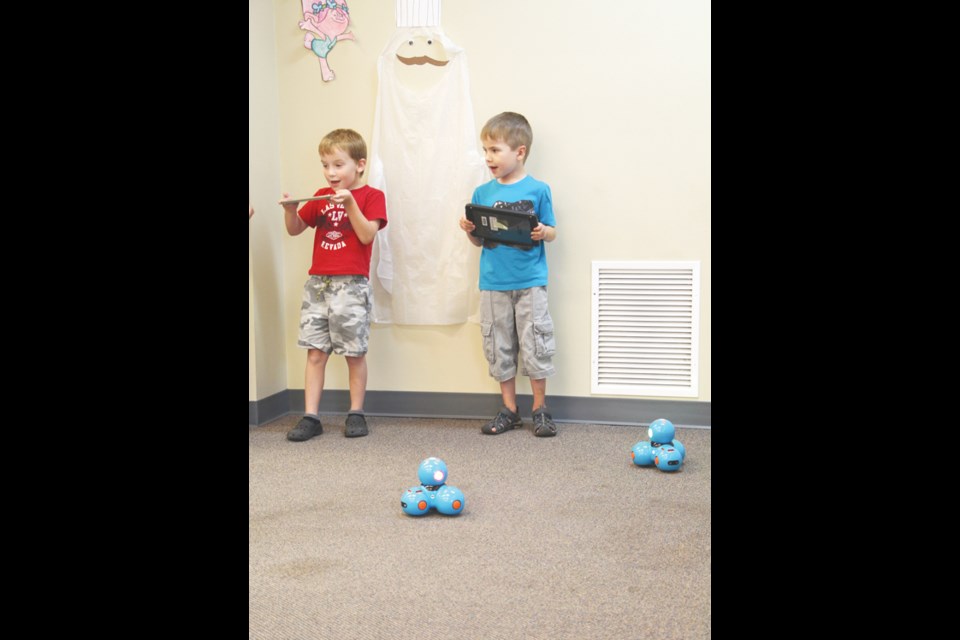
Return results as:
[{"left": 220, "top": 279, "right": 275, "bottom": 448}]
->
[
  {"left": 408, "top": 40, "right": 414, "bottom": 45},
  {"left": 434, "top": 471, "right": 445, "bottom": 482},
  {"left": 427, "top": 39, "right": 433, "bottom": 45}
]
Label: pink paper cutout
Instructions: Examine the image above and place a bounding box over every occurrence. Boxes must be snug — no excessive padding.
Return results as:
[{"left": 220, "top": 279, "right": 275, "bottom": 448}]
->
[{"left": 299, "top": 1, "right": 355, "bottom": 82}]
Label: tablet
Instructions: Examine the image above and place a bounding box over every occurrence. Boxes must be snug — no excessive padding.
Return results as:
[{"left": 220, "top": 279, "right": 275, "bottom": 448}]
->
[
  {"left": 465, "top": 203, "right": 539, "bottom": 248},
  {"left": 279, "top": 194, "right": 333, "bottom": 205}
]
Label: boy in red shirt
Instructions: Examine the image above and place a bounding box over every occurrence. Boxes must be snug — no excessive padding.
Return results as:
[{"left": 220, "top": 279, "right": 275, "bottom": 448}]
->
[{"left": 280, "top": 129, "right": 388, "bottom": 441}]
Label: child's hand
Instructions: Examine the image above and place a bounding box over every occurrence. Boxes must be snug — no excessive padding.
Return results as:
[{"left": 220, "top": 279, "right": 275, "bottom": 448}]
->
[
  {"left": 279, "top": 193, "right": 298, "bottom": 213},
  {"left": 531, "top": 222, "right": 547, "bottom": 242},
  {"left": 331, "top": 189, "right": 354, "bottom": 205},
  {"left": 459, "top": 216, "right": 476, "bottom": 233}
]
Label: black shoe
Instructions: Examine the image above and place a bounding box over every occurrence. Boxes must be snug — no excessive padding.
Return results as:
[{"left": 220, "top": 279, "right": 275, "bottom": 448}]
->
[
  {"left": 532, "top": 407, "right": 557, "bottom": 437},
  {"left": 344, "top": 413, "right": 369, "bottom": 437},
  {"left": 287, "top": 416, "right": 323, "bottom": 442},
  {"left": 482, "top": 406, "right": 522, "bottom": 434}
]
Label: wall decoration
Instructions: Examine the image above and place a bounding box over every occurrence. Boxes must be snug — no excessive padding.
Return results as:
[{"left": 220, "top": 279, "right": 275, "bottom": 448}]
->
[
  {"left": 367, "top": 1, "right": 488, "bottom": 325},
  {"left": 299, "top": 0, "right": 354, "bottom": 82},
  {"left": 395, "top": 36, "right": 449, "bottom": 67}
]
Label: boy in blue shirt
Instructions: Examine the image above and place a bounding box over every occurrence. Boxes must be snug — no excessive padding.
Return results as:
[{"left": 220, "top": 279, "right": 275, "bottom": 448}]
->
[{"left": 459, "top": 112, "right": 558, "bottom": 436}]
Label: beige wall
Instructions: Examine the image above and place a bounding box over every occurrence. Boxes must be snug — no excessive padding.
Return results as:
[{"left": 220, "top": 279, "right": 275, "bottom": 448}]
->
[
  {"left": 250, "top": 0, "right": 288, "bottom": 401},
  {"left": 250, "top": 0, "right": 711, "bottom": 403}
]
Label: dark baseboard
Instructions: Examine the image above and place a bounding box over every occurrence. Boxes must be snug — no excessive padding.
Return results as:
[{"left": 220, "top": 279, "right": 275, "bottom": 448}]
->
[
  {"left": 250, "top": 390, "right": 710, "bottom": 429},
  {"left": 248, "top": 390, "right": 292, "bottom": 427}
]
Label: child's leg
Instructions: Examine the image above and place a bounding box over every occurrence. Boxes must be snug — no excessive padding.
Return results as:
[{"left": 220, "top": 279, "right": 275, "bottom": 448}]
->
[
  {"left": 288, "top": 347, "right": 329, "bottom": 442},
  {"left": 515, "top": 286, "right": 557, "bottom": 437},
  {"left": 289, "top": 277, "right": 334, "bottom": 442},
  {"left": 328, "top": 276, "right": 372, "bottom": 437},
  {"left": 482, "top": 376, "right": 521, "bottom": 434},
  {"left": 531, "top": 375, "right": 556, "bottom": 437},
  {"left": 344, "top": 355, "right": 367, "bottom": 412},
  {"left": 343, "top": 355, "right": 369, "bottom": 437},
  {"left": 480, "top": 289, "right": 520, "bottom": 407},
  {"left": 531, "top": 377, "right": 546, "bottom": 413},
  {"left": 515, "top": 286, "right": 556, "bottom": 390},
  {"left": 500, "top": 377, "right": 518, "bottom": 414},
  {"left": 304, "top": 348, "right": 330, "bottom": 415},
  {"left": 298, "top": 276, "right": 334, "bottom": 417},
  {"left": 478, "top": 290, "right": 523, "bottom": 434}
]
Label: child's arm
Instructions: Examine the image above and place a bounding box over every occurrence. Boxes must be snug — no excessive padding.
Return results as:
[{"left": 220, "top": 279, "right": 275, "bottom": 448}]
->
[
  {"left": 280, "top": 193, "right": 308, "bottom": 236},
  {"left": 333, "top": 189, "right": 380, "bottom": 245},
  {"left": 531, "top": 222, "right": 556, "bottom": 243},
  {"left": 459, "top": 216, "right": 483, "bottom": 247}
]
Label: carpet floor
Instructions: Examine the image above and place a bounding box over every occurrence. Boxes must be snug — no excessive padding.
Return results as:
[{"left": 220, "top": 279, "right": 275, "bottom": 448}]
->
[{"left": 250, "top": 415, "right": 711, "bottom": 639}]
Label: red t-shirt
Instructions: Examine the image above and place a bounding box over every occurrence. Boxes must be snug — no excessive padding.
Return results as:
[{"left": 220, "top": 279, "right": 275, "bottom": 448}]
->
[{"left": 297, "top": 185, "right": 388, "bottom": 277}]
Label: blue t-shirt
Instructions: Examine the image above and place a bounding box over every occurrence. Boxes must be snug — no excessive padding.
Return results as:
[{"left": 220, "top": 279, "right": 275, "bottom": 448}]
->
[{"left": 471, "top": 175, "right": 556, "bottom": 291}]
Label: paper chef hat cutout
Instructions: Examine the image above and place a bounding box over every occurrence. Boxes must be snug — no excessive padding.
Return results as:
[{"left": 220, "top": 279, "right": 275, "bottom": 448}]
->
[
  {"left": 394, "top": 1, "right": 446, "bottom": 65},
  {"left": 396, "top": 0, "right": 440, "bottom": 27}
]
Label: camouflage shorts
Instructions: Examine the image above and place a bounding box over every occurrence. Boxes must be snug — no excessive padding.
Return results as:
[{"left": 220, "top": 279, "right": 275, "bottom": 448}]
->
[
  {"left": 298, "top": 275, "right": 372, "bottom": 357},
  {"left": 479, "top": 286, "right": 556, "bottom": 382}
]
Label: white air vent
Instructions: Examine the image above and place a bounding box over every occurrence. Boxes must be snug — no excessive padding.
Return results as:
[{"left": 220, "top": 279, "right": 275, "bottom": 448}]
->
[{"left": 591, "top": 261, "right": 700, "bottom": 397}]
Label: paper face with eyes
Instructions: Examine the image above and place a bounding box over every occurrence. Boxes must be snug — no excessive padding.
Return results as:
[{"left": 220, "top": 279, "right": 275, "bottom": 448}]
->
[
  {"left": 299, "top": 0, "right": 355, "bottom": 82},
  {"left": 395, "top": 35, "right": 449, "bottom": 66},
  {"left": 367, "top": 26, "right": 488, "bottom": 325}
]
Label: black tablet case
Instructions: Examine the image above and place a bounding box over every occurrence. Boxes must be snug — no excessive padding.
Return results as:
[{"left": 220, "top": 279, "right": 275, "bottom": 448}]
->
[{"left": 465, "top": 204, "right": 539, "bottom": 248}]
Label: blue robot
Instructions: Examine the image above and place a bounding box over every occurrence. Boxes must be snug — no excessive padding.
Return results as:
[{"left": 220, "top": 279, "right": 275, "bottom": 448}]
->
[
  {"left": 653, "top": 444, "right": 684, "bottom": 471},
  {"left": 648, "top": 417, "right": 676, "bottom": 447},
  {"left": 631, "top": 418, "right": 686, "bottom": 472},
  {"left": 400, "top": 457, "right": 466, "bottom": 516}
]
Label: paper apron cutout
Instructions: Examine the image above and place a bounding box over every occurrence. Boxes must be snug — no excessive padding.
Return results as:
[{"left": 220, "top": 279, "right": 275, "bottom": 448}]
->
[{"left": 367, "top": 26, "right": 488, "bottom": 324}]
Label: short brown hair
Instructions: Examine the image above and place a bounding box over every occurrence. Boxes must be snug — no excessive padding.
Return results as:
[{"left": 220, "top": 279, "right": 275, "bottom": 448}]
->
[
  {"left": 318, "top": 129, "right": 368, "bottom": 172},
  {"left": 480, "top": 112, "right": 533, "bottom": 161}
]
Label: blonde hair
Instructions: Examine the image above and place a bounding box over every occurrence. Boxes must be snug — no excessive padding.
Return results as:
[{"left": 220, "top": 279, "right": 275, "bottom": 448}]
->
[
  {"left": 318, "top": 129, "right": 367, "bottom": 174},
  {"left": 480, "top": 112, "right": 533, "bottom": 162}
]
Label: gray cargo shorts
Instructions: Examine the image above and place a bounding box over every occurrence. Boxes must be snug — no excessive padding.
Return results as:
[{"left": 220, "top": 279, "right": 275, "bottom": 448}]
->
[
  {"left": 479, "top": 286, "right": 556, "bottom": 382},
  {"left": 298, "top": 275, "right": 372, "bottom": 357}
]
